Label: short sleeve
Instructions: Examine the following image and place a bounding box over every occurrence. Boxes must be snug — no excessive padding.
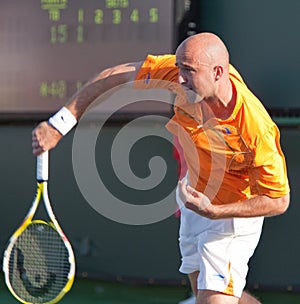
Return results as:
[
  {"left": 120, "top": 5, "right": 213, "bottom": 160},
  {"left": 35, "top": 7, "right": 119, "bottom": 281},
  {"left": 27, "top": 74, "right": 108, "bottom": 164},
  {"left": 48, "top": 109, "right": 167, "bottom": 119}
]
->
[
  {"left": 134, "top": 54, "right": 178, "bottom": 89},
  {"left": 250, "top": 125, "right": 290, "bottom": 198}
]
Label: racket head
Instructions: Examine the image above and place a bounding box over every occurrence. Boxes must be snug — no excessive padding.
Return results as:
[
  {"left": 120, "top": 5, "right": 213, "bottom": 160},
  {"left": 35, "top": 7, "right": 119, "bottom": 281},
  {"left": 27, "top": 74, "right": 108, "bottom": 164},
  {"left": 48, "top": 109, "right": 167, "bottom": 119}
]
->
[{"left": 3, "top": 220, "right": 75, "bottom": 304}]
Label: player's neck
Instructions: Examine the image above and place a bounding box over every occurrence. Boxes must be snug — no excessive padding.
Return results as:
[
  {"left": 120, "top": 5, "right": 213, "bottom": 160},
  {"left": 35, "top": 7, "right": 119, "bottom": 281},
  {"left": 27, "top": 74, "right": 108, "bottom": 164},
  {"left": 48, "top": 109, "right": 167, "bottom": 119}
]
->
[{"left": 202, "top": 81, "right": 236, "bottom": 121}]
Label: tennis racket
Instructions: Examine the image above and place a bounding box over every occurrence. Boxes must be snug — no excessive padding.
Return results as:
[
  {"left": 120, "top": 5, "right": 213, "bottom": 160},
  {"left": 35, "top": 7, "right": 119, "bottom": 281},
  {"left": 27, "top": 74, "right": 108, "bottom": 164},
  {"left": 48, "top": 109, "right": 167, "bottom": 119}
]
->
[{"left": 2, "top": 151, "right": 76, "bottom": 304}]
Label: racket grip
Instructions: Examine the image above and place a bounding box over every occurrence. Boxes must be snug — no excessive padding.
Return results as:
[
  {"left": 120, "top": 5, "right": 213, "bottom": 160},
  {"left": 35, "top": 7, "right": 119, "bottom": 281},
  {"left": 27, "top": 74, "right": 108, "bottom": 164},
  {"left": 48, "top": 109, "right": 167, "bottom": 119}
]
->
[{"left": 37, "top": 151, "right": 49, "bottom": 181}]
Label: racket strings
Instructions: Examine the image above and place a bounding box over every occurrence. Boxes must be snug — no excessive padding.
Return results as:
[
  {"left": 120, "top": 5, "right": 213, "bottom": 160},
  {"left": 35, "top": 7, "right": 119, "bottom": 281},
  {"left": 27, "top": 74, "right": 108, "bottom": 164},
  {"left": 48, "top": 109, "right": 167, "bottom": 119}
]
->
[{"left": 8, "top": 222, "right": 71, "bottom": 303}]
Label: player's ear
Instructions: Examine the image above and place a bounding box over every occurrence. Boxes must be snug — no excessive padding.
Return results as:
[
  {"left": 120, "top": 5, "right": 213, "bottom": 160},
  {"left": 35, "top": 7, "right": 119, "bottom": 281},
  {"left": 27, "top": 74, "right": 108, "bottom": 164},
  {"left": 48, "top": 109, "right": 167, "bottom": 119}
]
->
[{"left": 213, "top": 65, "right": 223, "bottom": 81}]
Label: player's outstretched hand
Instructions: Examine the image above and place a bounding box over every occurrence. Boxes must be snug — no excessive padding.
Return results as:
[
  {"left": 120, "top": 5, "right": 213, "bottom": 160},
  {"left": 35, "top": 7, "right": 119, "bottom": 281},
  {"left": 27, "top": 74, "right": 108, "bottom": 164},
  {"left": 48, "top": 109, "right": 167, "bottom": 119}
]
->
[{"left": 32, "top": 121, "right": 62, "bottom": 155}]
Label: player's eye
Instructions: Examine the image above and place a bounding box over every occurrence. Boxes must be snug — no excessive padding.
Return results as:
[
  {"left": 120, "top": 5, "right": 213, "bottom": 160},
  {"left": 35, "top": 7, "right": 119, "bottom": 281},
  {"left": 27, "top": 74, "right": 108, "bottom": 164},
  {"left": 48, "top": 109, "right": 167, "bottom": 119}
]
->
[{"left": 180, "top": 66, "right": 193, "bottom": 74}]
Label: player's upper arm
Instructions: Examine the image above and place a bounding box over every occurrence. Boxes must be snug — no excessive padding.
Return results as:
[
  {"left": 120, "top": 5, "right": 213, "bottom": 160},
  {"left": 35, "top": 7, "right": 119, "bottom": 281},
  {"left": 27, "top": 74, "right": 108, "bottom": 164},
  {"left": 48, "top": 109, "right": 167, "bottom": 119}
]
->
[
  {"left": 94, "top": 61, "right": 144, "bottom": 87},
  {"left": 65, "top": 61, "right": 144, "bottom": 119}
]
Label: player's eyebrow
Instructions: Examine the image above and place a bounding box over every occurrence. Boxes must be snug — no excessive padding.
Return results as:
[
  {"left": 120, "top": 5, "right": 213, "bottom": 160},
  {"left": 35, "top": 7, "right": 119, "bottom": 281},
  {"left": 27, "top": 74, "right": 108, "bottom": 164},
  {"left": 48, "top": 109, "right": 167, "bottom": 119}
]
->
[
  {"left": 175, "top": 61, "right": 210, "bottom": 69},
  {"left": 175, "top": 62, "right": 194, "bottom": 69}
]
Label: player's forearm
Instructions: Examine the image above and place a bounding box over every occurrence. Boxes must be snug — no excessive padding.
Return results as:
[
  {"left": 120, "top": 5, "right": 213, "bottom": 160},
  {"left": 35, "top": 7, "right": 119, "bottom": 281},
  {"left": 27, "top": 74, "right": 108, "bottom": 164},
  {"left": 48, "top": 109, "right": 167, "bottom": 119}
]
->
[
  {"left": 64, "top": 71, "right": 116, "bottom": 120},
  {"left": 32, "top": 62, "right": 143, "bottom": 155},
  {"left": 207, "top": 193, "right": 290, "bottom": 219}
]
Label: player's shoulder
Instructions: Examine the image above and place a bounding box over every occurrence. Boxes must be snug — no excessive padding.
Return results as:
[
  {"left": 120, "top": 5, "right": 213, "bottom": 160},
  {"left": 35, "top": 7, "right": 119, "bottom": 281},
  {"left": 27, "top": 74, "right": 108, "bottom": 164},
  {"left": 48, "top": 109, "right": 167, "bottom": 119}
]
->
[
  {"left": 142, "top": 54, "right": 176, "bottom": 69},
  {"left": 228, "top": 66, "right": 275, "bottom": 135},
  {"left": 229, "top": 64, "right": 245, "bottom": 84},
  {"left": 135, "top": 54, "right": 178, "bottom": 84}
]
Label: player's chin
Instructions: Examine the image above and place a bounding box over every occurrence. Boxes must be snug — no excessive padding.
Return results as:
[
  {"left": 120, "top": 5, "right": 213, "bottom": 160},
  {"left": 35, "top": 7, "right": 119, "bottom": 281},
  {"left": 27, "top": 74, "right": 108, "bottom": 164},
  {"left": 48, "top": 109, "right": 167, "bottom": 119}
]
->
[
  {"left": 187, "top": 95, "right": 204, "bottom": 104},
  {"left": 185, "top": 90, "right": 203, "bottom": 103}
]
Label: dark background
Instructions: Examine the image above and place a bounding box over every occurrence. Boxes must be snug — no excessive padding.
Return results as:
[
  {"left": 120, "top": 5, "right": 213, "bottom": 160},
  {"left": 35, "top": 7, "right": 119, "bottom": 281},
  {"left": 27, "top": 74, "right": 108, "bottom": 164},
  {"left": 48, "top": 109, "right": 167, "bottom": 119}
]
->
[{"left": 0, "top": 0, "right": 299, "bottom": 292}]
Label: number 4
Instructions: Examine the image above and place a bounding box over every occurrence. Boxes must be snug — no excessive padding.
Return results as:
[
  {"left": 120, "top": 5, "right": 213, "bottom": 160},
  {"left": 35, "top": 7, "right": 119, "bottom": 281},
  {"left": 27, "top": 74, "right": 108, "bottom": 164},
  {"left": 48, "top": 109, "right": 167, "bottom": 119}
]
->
[{"left": 130, "top": 9, "right": 139, "bottom": 23}]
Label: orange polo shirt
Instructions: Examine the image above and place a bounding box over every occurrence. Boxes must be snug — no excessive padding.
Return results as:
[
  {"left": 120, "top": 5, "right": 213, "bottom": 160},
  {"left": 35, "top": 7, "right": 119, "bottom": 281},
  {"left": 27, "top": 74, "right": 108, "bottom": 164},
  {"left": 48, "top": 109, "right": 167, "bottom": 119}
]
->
[{"left": 135, "top": 54, "right": 289, "bottom": 204}]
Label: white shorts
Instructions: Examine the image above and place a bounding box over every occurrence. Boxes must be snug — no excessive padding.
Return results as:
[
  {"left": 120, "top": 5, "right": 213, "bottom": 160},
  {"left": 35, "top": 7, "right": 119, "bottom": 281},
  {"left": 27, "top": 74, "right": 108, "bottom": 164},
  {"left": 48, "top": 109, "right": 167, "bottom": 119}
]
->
[
  {"left": 176, "top": 179, "right": 264, "bottom": 298},
  {"left": 179, "top": 221, "right": 263, "bottom": 298}
]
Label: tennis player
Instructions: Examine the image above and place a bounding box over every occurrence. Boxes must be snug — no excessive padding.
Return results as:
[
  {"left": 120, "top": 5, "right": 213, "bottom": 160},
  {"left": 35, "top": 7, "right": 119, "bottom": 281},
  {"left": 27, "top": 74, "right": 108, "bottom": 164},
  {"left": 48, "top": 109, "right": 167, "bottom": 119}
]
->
[{"left": 32, "top": 33, "right": 290, "bottom": 304}]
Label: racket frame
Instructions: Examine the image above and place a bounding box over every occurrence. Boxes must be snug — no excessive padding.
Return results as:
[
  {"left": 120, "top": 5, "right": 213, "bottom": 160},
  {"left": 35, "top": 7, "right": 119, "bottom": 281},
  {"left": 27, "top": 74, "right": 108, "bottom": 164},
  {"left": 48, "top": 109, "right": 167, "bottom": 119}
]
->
[{"left": 2, "top": 152, "right": 76, "bottom": 304}]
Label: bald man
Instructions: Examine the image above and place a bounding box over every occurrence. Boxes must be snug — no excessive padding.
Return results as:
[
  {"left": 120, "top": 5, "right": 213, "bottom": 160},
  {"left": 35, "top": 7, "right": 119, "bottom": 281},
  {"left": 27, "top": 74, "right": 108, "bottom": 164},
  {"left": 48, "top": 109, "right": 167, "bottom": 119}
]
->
[{"left": 32, "top": 33, "right": 290, "bottom": 304}]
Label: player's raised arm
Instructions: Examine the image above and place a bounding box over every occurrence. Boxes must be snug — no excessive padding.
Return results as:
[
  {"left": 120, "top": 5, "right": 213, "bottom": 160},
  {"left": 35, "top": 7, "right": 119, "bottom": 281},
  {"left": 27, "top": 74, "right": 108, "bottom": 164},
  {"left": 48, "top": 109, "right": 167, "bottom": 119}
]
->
[{"left": 32, "top": 61, "right": 143, "bottom": 155}]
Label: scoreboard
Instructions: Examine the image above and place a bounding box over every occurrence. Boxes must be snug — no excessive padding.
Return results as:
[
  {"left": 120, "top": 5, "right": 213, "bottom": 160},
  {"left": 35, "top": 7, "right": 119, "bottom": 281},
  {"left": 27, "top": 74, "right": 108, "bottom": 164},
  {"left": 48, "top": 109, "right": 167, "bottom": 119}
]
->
[{"left": 0, "top": 0, "right": 175, "bottom": 117}]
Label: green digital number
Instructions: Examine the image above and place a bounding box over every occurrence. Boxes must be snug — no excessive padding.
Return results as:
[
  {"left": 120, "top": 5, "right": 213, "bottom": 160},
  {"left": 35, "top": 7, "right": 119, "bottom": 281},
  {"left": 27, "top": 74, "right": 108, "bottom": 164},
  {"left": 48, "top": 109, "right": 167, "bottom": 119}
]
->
[
  {"left": 106, "top": 0, "right": 129, "bottom": 9},
  {"left": 112, "top": 9, "right": 121, "bottom": 24},
  {"left": 130, "top": 9, "right": 139, "bottom": 23},
  {"left": 76, "top": 25, "right": 84, "bottom": 43},
  {"left": 49, "top": 9, "right": 60, "bottom": 21},
  {"left": 105, "top": 0, "right": 114, "bottom": 8},
  {"left": 40, "top": 82, "right": 48, "bottom": 97},
  {"left": 94, "top": 9, "right": 104, "bottom": 24},
  {"left": 76, "top": 81, "right": 83, "bottom": 91},
  {"left": 39, "top": 81, "right": 67, "bottom": 98},
  {"left": 50, "top": 24, "right": 68, "bottom": 43},
  {"left": 149, "top": 8, "right": 158, "bottom": 23},
  {"left": 50, "top": 26, "right": 56, "bottom": 43},
  {"left": 56, "top": 80, "right": 67, "bottom": 98},
  {"left": 78, "top": 8, "right": 84, "bottom": 23}
]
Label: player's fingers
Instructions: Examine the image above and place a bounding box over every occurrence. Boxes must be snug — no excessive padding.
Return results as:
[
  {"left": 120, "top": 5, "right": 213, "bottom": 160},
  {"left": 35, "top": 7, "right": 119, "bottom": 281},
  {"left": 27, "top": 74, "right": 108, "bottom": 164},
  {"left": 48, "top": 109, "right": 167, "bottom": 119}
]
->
[
  {"left": 177, "top": 180, "right": 188, "bottom": 204},
  {"left": 180, "top": 178, "right": 188, "bottom": 189},
  {"left": 32, "top": 146, "right": 42, "bottom": 156},
  {"left": 186, "top": 185, "right": 199, "bottom": 197},
  {"left": 32, "top": 135, "right": 45, "bottom": 155},
  {"left": 32, "top": 141, "right": 38, "bottom": 148},
  {"left": 178, "top": 179, "right": 188, "bottom": 196},
  {"left": 33, "top": 143, "right": 49, "bottom": 155}
]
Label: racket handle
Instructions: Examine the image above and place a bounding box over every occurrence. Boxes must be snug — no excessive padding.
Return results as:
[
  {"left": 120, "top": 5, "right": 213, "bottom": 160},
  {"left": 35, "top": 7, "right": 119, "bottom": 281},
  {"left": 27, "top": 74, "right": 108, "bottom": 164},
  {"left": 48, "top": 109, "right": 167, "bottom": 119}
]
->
[{"left": 37, "top": 151, "right": 49, "bottom": 182}]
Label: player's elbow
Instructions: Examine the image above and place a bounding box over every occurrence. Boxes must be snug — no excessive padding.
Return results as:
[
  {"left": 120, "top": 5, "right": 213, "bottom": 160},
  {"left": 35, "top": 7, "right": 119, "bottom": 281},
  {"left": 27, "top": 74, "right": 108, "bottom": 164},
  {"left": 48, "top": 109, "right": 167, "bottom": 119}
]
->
[{"left": 273, "top": 193, "right": 290, "bottom": 216}]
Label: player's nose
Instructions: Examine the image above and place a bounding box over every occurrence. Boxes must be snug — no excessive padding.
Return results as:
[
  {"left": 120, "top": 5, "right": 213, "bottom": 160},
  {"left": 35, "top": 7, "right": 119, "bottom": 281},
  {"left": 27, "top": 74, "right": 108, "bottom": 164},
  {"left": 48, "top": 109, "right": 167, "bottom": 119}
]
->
[{"left": 178, "top": 73, "right": 187, "bottom": 85}]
